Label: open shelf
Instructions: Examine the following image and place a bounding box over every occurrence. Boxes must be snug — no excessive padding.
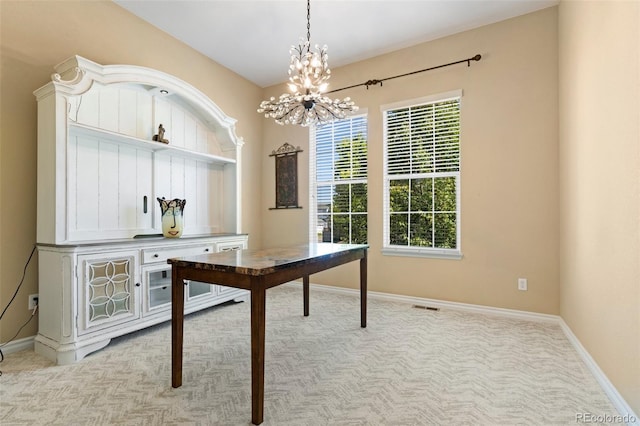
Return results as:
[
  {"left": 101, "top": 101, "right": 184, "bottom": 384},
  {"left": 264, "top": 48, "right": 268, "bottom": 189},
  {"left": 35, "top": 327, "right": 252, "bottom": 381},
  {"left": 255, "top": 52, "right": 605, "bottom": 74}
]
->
[{"left": 69, "top": 122, "right": 236, "bottom": 165}]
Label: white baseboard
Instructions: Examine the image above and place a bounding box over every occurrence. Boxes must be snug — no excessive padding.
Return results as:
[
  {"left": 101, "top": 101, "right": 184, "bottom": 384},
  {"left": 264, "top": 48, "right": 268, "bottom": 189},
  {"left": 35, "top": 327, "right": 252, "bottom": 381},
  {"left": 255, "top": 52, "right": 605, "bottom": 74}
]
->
[
  {"left": 284, "top": 280, "right": 558, "bottom": 323},
  {"left": 0, "top": 335, "right": 35, "bottom": 356},
  {"left": 284, "top": 280, "right": 638, "bottom": 425},
  {"left": 559, "top": 319, "right": 639, "bottom": 425}
]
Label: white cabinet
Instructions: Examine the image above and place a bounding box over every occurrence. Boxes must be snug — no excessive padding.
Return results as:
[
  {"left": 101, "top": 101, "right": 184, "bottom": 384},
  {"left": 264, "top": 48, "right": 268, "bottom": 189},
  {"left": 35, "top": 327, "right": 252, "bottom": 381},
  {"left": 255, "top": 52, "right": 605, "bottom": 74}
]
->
[
  {"left": 36, "top": 235, "right": 247, "bottom": 365},
  {"left": 34, "top": 56, "right": 248, "bottom": 364}
]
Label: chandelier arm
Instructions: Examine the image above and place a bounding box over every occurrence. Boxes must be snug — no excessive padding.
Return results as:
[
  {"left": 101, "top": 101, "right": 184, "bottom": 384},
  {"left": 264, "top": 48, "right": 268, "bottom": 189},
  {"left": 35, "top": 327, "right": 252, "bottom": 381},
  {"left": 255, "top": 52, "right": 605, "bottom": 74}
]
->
[
  {"left": 281, "top": 103, "right": 305, "bottom": 123},
  {"left": 313, "top": 102, "right": 344, "bottom": 121},
  {"left": 327, "top": 54, "right": 482, "bottom": 94}
]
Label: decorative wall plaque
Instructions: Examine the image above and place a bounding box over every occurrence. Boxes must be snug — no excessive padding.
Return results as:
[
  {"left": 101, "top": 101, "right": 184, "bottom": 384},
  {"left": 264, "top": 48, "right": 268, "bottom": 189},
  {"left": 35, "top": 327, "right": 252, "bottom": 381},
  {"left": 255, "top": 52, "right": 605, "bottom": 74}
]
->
[{"left": 269, "top": 143, "right": 303, "bottom": 209}]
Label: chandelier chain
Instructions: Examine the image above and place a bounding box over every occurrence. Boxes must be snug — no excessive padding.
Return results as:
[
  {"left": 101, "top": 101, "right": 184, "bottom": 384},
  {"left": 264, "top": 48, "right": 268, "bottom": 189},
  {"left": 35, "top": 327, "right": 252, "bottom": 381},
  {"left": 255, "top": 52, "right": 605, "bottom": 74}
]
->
[{"left": 306, "top": 0, "right": 311, "bottom": 45}]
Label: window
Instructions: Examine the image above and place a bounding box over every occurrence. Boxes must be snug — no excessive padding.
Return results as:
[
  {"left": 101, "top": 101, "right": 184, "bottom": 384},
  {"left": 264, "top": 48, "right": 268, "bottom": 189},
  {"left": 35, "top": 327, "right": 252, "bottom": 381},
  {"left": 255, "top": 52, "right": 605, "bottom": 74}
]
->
[
  {"left": 382, "top": 90, "right": 461, "bottom": 259},
  {"left": 309, "top": 114, "right": 368, "bottom": 244}
]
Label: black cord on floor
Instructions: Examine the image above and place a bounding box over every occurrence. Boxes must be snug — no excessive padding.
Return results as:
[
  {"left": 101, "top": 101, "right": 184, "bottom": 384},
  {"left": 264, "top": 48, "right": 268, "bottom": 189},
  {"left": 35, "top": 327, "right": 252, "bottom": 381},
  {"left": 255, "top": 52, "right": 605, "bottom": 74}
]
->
[
  {"left": 0, "top": 245, "right": 36, "bottom": 320},
  {"left": 0, "top": 244, "right": 38, "bottom": 375}
]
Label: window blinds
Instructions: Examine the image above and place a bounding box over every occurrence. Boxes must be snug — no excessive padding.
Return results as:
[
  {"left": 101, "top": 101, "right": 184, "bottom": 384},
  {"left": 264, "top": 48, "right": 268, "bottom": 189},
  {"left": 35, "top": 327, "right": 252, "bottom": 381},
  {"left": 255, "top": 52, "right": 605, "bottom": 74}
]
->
[
  {"left": 386, "top": 99, "right": 460, "bottom": 177},
  {"left": 315, "top": 116, "right": 368, "bottom": 182}
]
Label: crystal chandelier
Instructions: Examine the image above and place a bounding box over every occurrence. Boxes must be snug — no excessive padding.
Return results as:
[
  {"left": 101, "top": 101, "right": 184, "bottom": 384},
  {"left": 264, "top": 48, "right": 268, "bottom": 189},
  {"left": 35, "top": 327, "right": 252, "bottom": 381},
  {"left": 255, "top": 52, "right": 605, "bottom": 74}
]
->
[{"left": 257, "top": 0, "right": 358, "bottom": 127}]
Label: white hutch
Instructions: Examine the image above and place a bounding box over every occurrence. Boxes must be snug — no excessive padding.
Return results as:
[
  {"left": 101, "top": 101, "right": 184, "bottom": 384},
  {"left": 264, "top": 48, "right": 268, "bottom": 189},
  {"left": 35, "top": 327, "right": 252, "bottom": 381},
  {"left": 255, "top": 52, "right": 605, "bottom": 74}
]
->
[{"left": 34, "top": 56, "right": 248, "bottom": 364}]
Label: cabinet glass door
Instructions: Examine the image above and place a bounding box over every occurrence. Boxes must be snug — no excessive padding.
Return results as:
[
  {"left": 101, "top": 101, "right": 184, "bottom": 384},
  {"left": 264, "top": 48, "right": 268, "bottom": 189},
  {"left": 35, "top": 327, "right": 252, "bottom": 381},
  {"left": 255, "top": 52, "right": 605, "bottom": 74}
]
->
[
  {"left": 78, "top": 250, "right": 140, "bottom": 334},
  {"left": 187, "top": 281, "right": 216, "bottom": 301},
  {"left": 148, "top": 268, "right": 172, "bottom": 310},
  {"left": 142, "top": 264, "right": 216, "bottom": 315}
]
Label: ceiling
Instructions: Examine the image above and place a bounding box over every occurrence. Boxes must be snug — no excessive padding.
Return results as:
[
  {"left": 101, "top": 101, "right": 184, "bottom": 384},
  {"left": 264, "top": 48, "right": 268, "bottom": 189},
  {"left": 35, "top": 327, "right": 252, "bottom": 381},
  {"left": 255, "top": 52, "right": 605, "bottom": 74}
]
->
[{"left": 114, "top": 0, "right": 558, "bottom": 88}]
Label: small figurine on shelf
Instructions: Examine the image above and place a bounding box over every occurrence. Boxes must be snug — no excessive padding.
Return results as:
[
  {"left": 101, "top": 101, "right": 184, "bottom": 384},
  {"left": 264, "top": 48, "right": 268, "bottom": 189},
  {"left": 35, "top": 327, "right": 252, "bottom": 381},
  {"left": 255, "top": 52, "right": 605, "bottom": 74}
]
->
[{"left": 152, "top": 124, "right": 170, "bottom": 144}]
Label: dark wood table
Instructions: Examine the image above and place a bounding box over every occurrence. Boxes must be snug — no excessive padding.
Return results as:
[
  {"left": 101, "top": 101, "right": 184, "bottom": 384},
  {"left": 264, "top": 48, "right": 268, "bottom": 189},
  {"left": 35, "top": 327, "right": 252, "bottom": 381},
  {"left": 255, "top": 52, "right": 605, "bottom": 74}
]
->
[{"left": 169, "top": 243, "right": 368, "bottom": 425}]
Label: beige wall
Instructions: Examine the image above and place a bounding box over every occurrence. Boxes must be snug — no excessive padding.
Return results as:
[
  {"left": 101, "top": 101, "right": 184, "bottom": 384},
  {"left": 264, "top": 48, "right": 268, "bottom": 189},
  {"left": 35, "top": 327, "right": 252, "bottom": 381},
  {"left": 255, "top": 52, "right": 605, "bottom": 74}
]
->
[
  {"left": 0, "top": 0, "right": 264, "bottom": 343},
  {"left": 559, "top": 0, "right": 640, "bottom": 414},
  {"left": 262, "top": 7, "right": 560, "bottom": 314}
]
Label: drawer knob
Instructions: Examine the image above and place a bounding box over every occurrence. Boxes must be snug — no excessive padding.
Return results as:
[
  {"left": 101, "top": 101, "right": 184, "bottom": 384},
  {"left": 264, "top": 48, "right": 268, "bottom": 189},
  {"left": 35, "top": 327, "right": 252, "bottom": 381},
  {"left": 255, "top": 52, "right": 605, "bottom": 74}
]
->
[
  {"left": 135, "top": 282, "right": 141, "bottom": 287},
  {"left": 205, "top": 248, "right": 210, "bottom": 252},
  {"left": 153, "top": 254, "right": 159, "bottom": 258}
]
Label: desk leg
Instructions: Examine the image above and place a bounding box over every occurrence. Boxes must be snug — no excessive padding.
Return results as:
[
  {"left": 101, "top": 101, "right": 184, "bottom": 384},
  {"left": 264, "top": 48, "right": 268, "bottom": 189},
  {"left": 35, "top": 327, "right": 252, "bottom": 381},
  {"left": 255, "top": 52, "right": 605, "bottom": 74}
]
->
[
  {"left": 171, "top": 266, "right": 185, "bottom": 388},
  {"left": 251, "top": 283, "right": 266, "bottom": 425},
  {"left": 360, "top": 251, "right": 367, "bottom": 328},
  {"left": 303, "top": 275, "right": 310, "bottom": 317}
]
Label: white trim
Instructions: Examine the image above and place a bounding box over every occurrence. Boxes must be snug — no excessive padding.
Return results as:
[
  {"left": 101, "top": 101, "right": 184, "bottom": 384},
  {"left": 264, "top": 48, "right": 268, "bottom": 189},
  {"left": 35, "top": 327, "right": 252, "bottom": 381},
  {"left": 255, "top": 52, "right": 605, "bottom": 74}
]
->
[
  {"left": 382, "top": 247, "right": 462, "bottom": 260},
  {"left": 284, "top": 280, "right": 557, "bottom": 323},
  {"left": 309, "top": 124, "right": 317, "bottom": 243},
  {"left": 283, "top": 280, "right": 638, "bottom": 424},
  {"left": 379, "top": 89, "right": 463, "bottom": 112},
  {"left": 0, "top": 335, "right": 35, "bottom": 356},
  {"left": 559, "top": 319, "right": 639, "bottom": 425},
  {"left": 309, "top": 123, "right": 319, "bottom": 244}
]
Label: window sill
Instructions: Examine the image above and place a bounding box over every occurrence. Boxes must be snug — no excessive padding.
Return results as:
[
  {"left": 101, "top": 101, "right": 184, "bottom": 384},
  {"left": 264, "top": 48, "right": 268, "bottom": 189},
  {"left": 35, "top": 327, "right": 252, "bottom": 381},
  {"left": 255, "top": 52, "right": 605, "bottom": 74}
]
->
[{"left": 381, "top": 247, "right": 463, "bottom": 260}]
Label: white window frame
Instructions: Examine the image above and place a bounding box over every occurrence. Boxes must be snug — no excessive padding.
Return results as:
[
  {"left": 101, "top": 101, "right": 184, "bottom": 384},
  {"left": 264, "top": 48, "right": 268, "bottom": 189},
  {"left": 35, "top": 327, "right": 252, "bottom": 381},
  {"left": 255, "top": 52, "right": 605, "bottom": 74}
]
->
[
  {"left": 381, "top": 90, "right": 462, "bottom": 259},
  {"left": 309, "top": 112, "right": 368, "bottom": 244}
]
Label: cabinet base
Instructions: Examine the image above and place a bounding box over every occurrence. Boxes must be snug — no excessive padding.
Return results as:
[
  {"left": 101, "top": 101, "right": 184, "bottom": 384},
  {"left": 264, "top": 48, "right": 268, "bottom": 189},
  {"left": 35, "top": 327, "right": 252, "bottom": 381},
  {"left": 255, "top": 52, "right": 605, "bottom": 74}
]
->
[
  {"left": 233, "top": 294, "right": 249, "bottom": 303},
  {"left": 35, "top": 288, "right": 249, "bottom": 365},
  {"left": 35, "top": 334, "right": 111, "bottom": 365}
]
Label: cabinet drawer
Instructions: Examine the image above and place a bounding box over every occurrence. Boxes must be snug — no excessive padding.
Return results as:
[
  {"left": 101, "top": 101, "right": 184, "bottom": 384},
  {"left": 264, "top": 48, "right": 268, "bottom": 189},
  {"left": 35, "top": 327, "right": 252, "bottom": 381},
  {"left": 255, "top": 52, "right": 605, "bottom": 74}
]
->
[
  {"left": 217, "top": 240, "right": 247, "bottom": 252},
  {"left": 142, "top": 244, "right": 214, "bottom": 264}
]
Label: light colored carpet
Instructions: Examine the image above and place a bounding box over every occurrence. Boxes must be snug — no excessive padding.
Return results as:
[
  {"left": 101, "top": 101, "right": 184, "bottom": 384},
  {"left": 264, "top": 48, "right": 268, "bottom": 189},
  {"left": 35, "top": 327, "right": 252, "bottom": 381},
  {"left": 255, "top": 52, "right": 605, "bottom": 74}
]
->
[{"left": 1, "top": 285, "right": 618, "bottom": 425}]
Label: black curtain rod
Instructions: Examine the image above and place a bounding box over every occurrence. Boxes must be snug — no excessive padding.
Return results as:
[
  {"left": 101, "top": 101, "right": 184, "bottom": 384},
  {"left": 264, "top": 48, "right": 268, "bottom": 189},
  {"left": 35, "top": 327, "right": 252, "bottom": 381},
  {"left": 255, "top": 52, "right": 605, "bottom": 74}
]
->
[{"left": 328, "top": 54, "right": 482, "bottom": 94}]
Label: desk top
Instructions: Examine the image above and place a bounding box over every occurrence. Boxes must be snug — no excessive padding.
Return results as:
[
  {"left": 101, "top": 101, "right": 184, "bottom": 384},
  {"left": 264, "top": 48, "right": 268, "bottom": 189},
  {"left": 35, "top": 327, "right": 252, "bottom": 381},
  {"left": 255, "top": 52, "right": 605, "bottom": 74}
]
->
[{"left": 167, "top": 243, "right": 368, "bottom": 276}]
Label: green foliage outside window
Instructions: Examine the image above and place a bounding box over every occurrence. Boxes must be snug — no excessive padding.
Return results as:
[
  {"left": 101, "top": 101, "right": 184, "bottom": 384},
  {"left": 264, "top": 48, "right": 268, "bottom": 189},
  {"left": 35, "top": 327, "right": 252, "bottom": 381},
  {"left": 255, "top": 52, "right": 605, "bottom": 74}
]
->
[
  {"left": 389, "top": 177, "right": 457, "bottom": 248},
  {"left": 315, "top": 118, "right": 368, "bottom": 244}
]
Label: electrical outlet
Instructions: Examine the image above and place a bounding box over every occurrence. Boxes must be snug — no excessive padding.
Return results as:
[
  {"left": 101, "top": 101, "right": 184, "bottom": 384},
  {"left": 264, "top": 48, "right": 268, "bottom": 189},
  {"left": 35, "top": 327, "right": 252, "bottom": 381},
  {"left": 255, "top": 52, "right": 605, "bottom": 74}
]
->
[
  {"left": 28, "top": 294, "right": 39, "bottom": 310},
  {"left": 518, "top": 278, "right": 528, "bottom": 291}
]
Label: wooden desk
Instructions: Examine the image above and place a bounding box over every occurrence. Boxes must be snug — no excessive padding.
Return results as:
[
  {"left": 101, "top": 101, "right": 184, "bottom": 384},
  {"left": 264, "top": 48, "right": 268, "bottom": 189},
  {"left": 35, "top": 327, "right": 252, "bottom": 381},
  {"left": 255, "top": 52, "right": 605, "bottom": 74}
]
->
[{"left": 169, "top": 243, "right": 368, "bottom": 425}]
